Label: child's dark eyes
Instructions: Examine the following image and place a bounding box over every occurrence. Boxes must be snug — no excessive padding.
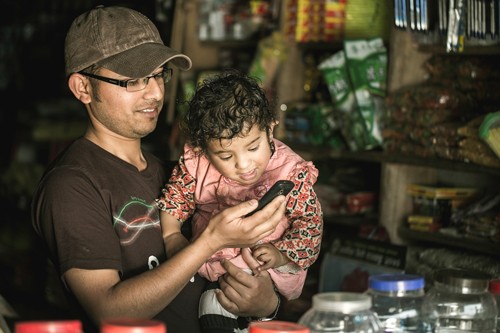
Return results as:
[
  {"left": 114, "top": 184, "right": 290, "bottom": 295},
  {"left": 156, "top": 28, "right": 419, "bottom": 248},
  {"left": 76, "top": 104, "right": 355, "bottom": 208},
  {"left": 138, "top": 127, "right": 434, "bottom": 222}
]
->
[{"left": 217, "top": 144, "right": 260, "bottom": 161}]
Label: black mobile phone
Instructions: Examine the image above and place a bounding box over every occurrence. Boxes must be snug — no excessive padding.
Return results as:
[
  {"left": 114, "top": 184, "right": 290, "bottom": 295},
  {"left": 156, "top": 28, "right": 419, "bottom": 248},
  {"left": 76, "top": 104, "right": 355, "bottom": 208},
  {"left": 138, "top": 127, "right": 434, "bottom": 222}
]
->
[{"left": 245, "top": 180, "right": 294, "bottom": 217}]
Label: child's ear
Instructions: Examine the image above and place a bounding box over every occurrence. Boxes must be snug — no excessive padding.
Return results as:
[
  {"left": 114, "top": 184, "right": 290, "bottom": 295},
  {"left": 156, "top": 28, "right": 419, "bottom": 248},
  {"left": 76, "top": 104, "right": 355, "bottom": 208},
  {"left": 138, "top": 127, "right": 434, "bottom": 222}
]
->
[{"left": 269, "top": 121, "right": 279, "bottom": 136}]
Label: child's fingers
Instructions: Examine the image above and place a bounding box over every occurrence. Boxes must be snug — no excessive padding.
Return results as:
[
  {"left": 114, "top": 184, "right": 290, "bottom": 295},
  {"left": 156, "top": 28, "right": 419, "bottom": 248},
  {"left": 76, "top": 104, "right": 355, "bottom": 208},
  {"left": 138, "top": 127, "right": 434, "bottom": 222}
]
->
[{"left": 241, "top": 247, "right": 261, "bottom": 275}]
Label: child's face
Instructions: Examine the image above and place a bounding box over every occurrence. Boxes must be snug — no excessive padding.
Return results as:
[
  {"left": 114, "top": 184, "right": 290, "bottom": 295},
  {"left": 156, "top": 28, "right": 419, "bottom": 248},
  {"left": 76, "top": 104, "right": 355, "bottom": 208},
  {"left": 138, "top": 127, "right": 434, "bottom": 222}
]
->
[{"left": 205, "top": 124, "right": 273, "bottom": 186}]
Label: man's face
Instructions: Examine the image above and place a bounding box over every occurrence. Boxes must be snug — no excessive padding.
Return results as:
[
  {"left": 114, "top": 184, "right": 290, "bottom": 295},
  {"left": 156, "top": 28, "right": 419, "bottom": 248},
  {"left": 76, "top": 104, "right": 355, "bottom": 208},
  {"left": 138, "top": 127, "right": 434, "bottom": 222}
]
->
[{"left": 86, "top": 67, "right": 166, "bottom": 140}]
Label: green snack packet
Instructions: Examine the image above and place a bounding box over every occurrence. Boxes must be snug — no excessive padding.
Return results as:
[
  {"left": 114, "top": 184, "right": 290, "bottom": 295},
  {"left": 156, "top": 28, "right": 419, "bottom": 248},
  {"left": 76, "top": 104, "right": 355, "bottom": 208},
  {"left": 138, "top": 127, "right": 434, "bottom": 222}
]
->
[
  {"left": 344, "top": 37, "right": 388, "bottom": 150},
  {"left": 318, "top": 51, "right": 361, "bottom": 151},
  {"left": 318, "top": 50, "right": 355, "bottom": 113}
]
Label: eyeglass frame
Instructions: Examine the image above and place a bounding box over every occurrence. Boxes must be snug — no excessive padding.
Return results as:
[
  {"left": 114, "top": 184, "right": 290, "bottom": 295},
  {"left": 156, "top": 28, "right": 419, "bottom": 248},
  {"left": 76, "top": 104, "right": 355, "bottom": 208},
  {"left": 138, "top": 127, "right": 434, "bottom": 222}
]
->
[{"left": 78, "top": 67, "right": 173, "bottom": 92}]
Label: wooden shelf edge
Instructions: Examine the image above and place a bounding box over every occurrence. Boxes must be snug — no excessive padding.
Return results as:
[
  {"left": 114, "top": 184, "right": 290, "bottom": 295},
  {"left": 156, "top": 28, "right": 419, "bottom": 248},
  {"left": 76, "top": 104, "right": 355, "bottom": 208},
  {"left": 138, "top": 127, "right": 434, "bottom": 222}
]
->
[
  {"left": 417, "top": 44, "right": 500, "bottom": 55},
  {"left": 289, "top": 145, "right": 500, "bottom": 176},
  {"left": 324, "top": 214, "right": 378, "bottom": 227},
  {"left": 398, "top": 225, "right": 500, "bottom": 258}
]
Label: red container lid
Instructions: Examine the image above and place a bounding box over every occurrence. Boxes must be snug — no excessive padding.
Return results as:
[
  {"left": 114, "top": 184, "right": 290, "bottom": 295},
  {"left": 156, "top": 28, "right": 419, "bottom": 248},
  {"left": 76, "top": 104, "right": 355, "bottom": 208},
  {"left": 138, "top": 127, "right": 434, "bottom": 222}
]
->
[
  {"left": 489, "top": 279, "right": 500, "bottom": 294},
  {"left": 15, "top": 320, "right": 82, "bottom": 333},
  {"left": 249, "top": 320, "right": 309, "bottom": 333},
  {"left": 101, "top": 319, "right": 166, "bottom": 333}
]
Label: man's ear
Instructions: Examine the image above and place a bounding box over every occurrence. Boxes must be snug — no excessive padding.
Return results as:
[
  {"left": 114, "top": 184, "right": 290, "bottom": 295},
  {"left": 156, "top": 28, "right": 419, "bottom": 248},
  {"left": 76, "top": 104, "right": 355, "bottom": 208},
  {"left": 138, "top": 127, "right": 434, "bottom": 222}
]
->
[{"left": 68, "top": 73, "right": 92, "bottom": 104}]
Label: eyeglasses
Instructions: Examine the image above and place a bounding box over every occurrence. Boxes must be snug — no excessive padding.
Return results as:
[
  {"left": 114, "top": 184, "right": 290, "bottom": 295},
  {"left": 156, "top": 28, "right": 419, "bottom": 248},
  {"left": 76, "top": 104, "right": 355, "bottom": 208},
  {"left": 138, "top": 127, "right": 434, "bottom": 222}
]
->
[{"left": 79, "top": 68, "right": 173, "bottom": 92}]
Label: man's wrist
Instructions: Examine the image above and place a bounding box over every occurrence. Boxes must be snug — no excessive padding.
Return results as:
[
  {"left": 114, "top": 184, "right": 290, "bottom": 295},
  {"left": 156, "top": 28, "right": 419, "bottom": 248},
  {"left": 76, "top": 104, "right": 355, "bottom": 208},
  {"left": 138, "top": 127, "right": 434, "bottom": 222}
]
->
[{"left": 248, "top": 287, "right": 281, "bottom": 322}]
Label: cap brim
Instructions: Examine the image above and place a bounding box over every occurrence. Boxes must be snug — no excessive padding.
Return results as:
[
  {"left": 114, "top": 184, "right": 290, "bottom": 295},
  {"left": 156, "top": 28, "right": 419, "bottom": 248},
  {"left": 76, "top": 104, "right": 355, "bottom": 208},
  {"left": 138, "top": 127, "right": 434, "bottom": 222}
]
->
[{"left": 98, "top": 43, "right": 192, "bottom": 78}]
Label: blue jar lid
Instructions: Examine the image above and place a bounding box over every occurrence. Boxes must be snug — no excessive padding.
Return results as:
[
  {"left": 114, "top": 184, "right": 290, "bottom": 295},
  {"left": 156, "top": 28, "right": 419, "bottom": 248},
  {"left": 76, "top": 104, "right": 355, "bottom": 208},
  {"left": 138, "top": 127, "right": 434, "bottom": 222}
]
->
[{"left": 369, "top": 274, "right": 425, "bottom": 292}]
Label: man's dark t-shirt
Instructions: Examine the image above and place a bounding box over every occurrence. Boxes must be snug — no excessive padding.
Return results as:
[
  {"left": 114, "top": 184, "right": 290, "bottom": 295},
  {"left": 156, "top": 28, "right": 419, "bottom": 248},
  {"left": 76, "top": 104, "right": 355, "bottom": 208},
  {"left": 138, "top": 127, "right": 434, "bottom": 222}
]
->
[{"left": 31, "top": 137, "right": 205, "bottom": 333}]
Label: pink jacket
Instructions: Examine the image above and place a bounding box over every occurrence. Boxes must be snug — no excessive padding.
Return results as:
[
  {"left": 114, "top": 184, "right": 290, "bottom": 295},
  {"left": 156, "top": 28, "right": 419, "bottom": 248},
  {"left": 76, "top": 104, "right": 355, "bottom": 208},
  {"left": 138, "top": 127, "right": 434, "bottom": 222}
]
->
[{"left": 158, "top": 139, "right": 323, "bottom": 300}]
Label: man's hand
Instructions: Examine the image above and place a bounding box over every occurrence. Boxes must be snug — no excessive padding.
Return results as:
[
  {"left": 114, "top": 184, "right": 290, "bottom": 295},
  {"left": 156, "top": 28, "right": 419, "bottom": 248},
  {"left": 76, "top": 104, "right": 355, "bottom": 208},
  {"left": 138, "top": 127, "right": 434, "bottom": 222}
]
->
[
  {"left": 215, "top": 248, "right": 279, "bottom": 318},
  {"left": 252, "top": 243, "right": 290, "bottom": 271},
  {"left": 202, "top": 195, "right": 286, "bottom": 251}
]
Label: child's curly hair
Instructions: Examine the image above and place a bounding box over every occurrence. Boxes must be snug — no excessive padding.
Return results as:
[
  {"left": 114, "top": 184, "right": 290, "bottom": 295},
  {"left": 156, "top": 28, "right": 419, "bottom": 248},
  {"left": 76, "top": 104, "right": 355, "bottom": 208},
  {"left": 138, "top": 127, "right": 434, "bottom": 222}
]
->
[{"left": 180, "top": 69, "right": 278, "bottom": 152}]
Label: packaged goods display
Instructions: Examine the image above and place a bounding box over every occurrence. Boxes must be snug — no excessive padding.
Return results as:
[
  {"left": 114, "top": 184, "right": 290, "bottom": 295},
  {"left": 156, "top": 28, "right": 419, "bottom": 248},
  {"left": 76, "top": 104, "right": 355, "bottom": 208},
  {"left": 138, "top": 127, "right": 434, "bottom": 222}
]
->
[
  {"left": 406, "top": 184, "right": 479, "bottom": 232},
  {"left": 344, "top": 0, "right": 391, "bottom": 40},
  {"left": 285, "top": 0, "right": 390, "bottom": 43},
  {"left": 292, "top": 0, "right": 346, "bottom": 42},
  {"left": 382, "top": 55, "right": 500, "bottom": 168},
  {"left": 415, "top": 248, "right": 500, "bottom": 285},
  {"left": 197, "top": 0, "right": 276, "bottom": 41},
  {"left": 450, "top": 192, "right": 500, "bottom": 241},
  {"left": 479, "top": 112, "right": 500, "bottom": 159},
  {"left": 283, "top": 102, "right": 344, "bottom": 149},
  {"left": 367, "top": 274, "right": 425, "bottom": 333},
  {"left": 393, "top": 0, "right": 500, "bottom": 52},
  {"left": 318, "top": 38, "right": 387, "bottom": 151}
]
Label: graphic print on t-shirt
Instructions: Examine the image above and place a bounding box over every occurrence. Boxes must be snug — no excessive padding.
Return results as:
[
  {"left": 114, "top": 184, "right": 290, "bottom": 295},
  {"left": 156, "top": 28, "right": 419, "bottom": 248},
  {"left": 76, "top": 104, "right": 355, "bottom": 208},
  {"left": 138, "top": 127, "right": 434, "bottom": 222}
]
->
[{"left": 113, "top": 197, "right": 161, "bottom": 245}]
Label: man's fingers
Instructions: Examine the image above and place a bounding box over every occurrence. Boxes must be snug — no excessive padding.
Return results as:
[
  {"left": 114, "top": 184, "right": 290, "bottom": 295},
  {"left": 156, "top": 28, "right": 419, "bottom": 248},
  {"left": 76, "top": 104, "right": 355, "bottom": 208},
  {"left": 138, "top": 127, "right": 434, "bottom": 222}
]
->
[
  {"left": 245, "top": 196, "right": 285, "bottom": 238},
  {"left": 233, "top": 199, "right": 259, "bottom": 218},
  {"left": 220, "top": 259, "right": 250, "bottom": 287},
  {"left": 214, "top": 288, "right": 239, "bottom": 314}
]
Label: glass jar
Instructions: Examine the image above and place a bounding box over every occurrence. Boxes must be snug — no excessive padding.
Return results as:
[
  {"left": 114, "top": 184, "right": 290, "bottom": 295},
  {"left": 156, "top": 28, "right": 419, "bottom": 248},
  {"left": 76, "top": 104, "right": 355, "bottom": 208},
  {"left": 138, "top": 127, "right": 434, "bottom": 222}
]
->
[
  {"left": 298, "top": 292, "right": 382, "bottom": 333},
  {"left": 421, "top": 268, "right": 497, "bottom": 332},
  {"left": 489, "top": 279, "right": 500, "bottom": 333},
  {"left": 249, "top": 320, "right": 310, "bottom": 332},
  {"left": 367, "top": 273, "right": 425, "bottom": 332}
]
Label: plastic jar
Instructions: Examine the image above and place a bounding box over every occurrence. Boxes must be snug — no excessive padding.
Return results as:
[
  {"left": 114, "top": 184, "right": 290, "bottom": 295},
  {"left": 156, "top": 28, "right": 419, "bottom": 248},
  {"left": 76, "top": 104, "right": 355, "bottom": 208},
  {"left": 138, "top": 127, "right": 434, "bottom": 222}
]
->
[
  {"left": 298, "top": 292, "right": 382, "bottom": 333},
  {"left": 101, "top": 319, "right": 166, "bottom": 333},
  {"left": 421, "top": 268, "right": 497, "bottom": 332},
  {"left": 15, "top": 320, "right": 82, "bottom": 333},
  {"left": 489, "top": 279, "right": 500, "bottom": 333},
  {"left": 249, "top": 320, "right": 310, "bottom": 332},
  {"left": 367, "top": 273, "right": 425, "bottom": 332}
]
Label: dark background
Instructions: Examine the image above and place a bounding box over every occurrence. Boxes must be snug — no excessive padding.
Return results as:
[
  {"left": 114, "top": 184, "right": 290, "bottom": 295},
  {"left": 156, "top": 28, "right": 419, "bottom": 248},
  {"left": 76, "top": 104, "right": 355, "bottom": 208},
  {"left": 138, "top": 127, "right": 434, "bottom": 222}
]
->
[{"left": 0, "top": 0, "right": 177, "bottom": 323}]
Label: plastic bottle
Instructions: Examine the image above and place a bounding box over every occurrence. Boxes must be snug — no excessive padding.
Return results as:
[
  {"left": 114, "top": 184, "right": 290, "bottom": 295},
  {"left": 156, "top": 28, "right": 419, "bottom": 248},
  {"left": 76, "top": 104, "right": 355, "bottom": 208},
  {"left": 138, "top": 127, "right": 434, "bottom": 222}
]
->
[
  {"left": 367, "top": 273, "right": 425, "bottom": 332},
  {"left": 489, "top": 279, "right": 500, "bottom": 333},
  {"left": 249, "top": 320, "right": 310, "bottom": 332},
  {"left": 421, "top": 268, "right": 497, "bottom": 332},
  {"left": 100, "top": 319, "right": 166, "bottom": 333},
  {"left": 15, "top": 320, "right": 82, "bottom": 333},
  {"left": 298, "top": 292, "right": 382, "bottom": 332}
]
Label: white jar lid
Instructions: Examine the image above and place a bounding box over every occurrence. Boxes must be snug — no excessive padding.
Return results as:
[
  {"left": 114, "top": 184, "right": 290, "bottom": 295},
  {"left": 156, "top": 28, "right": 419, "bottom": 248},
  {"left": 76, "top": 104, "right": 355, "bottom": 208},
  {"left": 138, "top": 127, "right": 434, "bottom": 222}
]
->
[{"left": 312, "top": 292, "right": 372, "bottom": 313}]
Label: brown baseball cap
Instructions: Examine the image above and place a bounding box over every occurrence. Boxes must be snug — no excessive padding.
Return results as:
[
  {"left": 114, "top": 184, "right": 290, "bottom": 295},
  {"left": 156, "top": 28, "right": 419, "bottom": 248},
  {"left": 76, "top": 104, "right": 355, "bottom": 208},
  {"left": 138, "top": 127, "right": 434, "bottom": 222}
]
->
[{"left": 64, "top": 5, "right": 192, "bottom": 77}]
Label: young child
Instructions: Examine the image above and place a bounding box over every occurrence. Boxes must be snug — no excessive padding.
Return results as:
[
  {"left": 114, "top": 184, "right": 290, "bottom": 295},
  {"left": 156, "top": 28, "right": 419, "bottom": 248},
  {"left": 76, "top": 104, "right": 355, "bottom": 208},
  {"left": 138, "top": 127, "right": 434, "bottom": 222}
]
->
[{"left": 156, "top": 70, "right": 323, "bottom": 332}]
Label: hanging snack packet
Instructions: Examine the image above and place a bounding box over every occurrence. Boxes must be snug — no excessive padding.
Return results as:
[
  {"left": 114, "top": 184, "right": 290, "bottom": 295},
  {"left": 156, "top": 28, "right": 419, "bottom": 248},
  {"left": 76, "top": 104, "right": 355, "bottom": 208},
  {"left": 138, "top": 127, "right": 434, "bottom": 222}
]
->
[
  {"left": 318, "top": 50, "right": 355, "bottom": 113},
  {"left": 344, "top": 37, "right": 388, "bottom": 150},
  {"left": 318, "top": 50, "right": 361, "bottom": 151},
  {"left": 446, "top": 0, "right": 465, "bottom": 53}
]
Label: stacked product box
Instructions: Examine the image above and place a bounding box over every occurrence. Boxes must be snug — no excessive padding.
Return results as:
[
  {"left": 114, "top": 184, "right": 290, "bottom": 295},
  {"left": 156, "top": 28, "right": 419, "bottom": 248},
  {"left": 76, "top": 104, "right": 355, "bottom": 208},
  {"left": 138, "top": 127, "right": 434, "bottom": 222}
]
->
[
  {"left": 406, "top": 183, "right": 479, "bottom": 232},
  {"left": 285, "top": 0, "right": 346, "bottom": 42}
]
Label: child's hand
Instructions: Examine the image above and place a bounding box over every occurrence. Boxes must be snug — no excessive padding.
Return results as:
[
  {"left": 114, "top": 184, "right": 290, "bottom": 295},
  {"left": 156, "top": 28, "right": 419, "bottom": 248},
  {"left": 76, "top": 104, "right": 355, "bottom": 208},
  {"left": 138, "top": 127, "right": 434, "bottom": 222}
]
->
[{"left": 251, "top": 243, "right": 290, "bottom": 271}]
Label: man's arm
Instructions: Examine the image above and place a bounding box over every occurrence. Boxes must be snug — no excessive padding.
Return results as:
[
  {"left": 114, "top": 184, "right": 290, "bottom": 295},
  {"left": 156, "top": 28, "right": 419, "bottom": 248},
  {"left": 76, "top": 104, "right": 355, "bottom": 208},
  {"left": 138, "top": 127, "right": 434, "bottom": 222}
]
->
[{"left": 64, "top": 195, "right": 286, "bottom": 324}]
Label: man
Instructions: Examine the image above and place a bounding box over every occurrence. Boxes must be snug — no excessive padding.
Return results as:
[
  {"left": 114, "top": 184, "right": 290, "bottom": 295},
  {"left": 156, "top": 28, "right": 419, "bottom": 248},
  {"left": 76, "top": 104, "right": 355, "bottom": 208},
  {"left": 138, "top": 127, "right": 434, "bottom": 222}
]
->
[{"left": 31, "top": 6, "right": 284, "bottom": 333}]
